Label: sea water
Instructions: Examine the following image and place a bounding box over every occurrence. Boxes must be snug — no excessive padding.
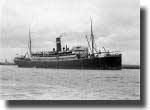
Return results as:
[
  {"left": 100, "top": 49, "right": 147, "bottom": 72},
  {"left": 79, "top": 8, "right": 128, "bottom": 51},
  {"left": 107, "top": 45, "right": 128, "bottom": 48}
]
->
[{"left": 0, "top": 65, "right": 140, "bottom": 100}]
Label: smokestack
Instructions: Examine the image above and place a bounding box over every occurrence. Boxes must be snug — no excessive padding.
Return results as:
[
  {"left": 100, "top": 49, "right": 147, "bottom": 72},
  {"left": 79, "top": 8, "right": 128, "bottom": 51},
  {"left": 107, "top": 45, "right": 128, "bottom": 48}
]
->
[{"left": 56, "top": 37, "right": 61, "bottom": 52}]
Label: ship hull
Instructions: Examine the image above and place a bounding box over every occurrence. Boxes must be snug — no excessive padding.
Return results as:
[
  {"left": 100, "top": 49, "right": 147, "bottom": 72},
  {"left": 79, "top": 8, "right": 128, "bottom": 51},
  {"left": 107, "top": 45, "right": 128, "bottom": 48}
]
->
[{"left": 14, "top": 55, "right": 122, "bottom": 70}]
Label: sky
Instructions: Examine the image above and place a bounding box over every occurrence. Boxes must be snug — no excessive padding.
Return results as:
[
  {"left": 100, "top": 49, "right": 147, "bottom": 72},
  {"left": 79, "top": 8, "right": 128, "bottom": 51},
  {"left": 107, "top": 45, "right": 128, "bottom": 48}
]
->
[{"left": 0, "top": 0, "right": 140, "bottom": 65}]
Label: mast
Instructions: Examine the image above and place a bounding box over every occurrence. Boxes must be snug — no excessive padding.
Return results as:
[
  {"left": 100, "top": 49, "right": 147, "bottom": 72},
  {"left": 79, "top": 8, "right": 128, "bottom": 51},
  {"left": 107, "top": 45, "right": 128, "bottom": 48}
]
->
[
  {"left": 90, "top": 17, "right": 94, "bottom": 55},
  {"left": 29, "top": 28, "right": 32, "bottom": 57}
]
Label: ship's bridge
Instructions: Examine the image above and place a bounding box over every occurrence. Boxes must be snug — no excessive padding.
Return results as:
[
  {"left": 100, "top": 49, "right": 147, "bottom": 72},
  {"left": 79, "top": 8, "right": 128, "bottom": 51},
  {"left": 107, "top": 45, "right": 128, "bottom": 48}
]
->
[{"left": 72, "top": 46, "right": 88, "bottom": 58}]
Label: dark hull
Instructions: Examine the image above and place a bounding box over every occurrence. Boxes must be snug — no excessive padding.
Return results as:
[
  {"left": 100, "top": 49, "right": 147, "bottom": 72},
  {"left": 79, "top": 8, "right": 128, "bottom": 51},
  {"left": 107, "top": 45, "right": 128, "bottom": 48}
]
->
[{"left": 14, "top": 55, "right": 122, "bottom": 70}]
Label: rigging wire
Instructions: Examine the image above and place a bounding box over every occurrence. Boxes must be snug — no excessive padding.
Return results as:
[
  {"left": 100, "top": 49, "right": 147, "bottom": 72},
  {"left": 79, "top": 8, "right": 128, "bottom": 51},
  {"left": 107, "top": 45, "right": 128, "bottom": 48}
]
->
[{"left": 85, "top": 35, "right": 92, "bottom": 53}]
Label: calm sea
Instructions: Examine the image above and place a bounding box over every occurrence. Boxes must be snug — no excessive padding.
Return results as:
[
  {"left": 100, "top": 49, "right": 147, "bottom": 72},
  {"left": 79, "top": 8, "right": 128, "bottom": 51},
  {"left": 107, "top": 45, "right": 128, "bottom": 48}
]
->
[{"left": 0, "top": 65, "right": 140, "bottom": 100}]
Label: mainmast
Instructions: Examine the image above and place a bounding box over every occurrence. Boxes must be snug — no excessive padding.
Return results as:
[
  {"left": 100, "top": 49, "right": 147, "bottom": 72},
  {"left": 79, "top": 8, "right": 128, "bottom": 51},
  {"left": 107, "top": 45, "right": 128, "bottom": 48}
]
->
[
  {"left": 90, "top": 17, "right": 94, "bottom": 55},
  {"left": 29, "top": 28, "right": 32, "bottom": 57}
]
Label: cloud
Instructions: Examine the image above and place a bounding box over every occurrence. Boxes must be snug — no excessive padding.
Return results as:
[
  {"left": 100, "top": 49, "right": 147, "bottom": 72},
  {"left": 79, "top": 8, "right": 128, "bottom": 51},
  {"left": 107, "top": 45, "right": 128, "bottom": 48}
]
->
[{"left": 0, "top": 0, "right": 140, "bottom": 64}]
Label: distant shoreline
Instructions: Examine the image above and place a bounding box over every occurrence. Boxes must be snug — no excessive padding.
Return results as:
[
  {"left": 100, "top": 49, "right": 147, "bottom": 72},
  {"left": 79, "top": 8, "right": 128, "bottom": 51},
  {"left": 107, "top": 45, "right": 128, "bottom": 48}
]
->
[
  {"left": 0, "top": 62, "right": 15, "bottom": 65},
  {"left": 122, "top": 65, "right": 140, "bottom": 69}
]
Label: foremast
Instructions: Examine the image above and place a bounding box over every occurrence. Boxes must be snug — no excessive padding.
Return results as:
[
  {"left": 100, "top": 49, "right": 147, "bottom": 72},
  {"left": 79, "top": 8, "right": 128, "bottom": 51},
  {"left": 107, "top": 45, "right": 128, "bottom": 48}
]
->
[
  {"left": 90, "top": 17, "right": 95, "bottom": 57},
  {"left": 28, "top": 28, "right": 32, "bottom": 58}
]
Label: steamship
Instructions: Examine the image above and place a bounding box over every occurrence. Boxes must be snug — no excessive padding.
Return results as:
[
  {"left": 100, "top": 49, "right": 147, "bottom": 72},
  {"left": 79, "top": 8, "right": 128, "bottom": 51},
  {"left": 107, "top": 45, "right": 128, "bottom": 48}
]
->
[{"left": 14, "top": 19, "right": 122, "bottom": 69}]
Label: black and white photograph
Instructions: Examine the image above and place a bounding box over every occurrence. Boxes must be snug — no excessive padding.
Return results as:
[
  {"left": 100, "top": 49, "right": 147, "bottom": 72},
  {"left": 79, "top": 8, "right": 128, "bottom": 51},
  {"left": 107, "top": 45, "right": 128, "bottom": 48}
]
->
[{"left": 0, "top": 0, "right": 140, "bottom": 100}]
